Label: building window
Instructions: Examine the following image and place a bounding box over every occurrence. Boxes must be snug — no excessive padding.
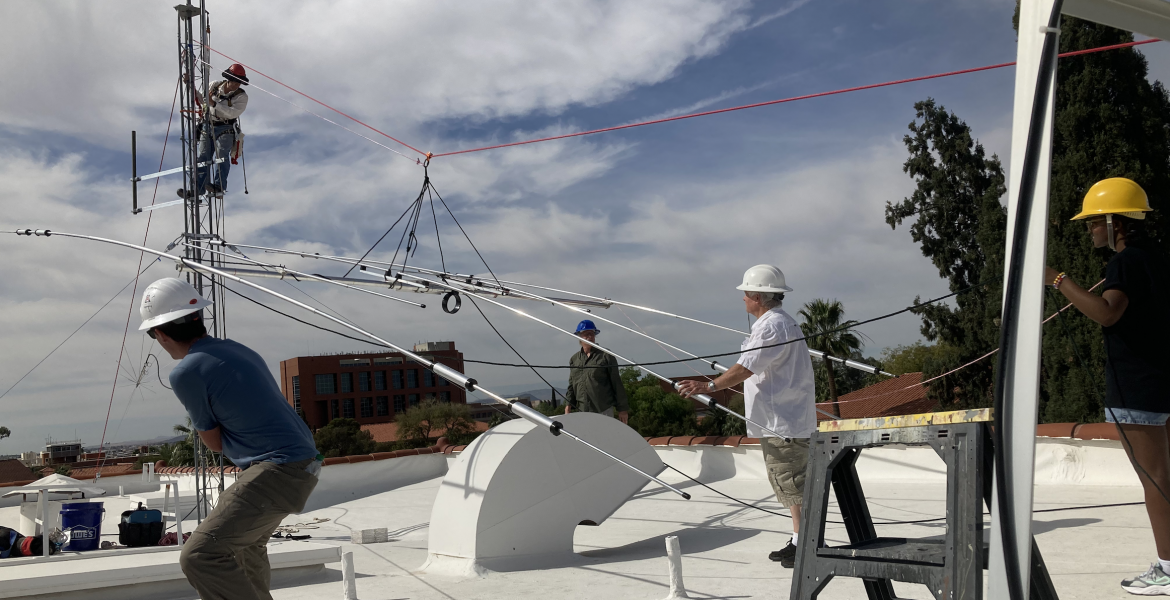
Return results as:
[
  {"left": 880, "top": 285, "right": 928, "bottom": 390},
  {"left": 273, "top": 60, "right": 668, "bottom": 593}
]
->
[
  {"left": 340, "top": 358, "right": 371, "bottom": 368},
  {"left": 330, "top": 399, "right": 340, "bottom": 420},
  {"left": 407, "top": 369, "right": 418, "bottom": 388},
  {"left": 374, "top": 357, "right": 403, "bottom": 366},
  {"left": 360, "top": 398, "right": 373, "bottom": 418},
  {"left": 374, "top": 371, "right": 386, "bottom": 391},
  {"left": 393, "top": 395, "right": 406, "bottom": 413},
  {"left": 343, "top": 399, "right": 355, "bottom": 419},
  {"left": 437, "top": 375, "right": 449, "bottom": 387},
  {"left": 358, "top": 372, "right": 371, "bottom": 392},
  {"left": 340, "top": 372, "right": 353, "bottom": 393},
  {"left": 315, "top": 374, "right": 336, "bottom": 395},
  {"left": 392, "top": 371, "right": 403, "bottom": 390},
  {"left": 439, "top": 391, "right": 451, "bottom": 403},
  {"left": 408, "top": 394, "right": 420, "bottom": 407},
  {"left": 291, "top": 376, "right": 301, "bottom": 412},
  {"left": 424, "top": 392, "right": 437, "bottom": 402},
  {"left": 423, "top": 370, "right": 434, "bottom": 387},
  {"left": 376, "top": 396, "right": 389, "bottom": 416}
]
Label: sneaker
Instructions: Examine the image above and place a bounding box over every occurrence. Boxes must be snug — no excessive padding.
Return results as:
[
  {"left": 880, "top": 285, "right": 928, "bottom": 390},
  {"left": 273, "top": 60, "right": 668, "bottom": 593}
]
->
[
  {"left": 1122, "top": 563, "right": 1170, "bottom": 595},
  {"left": 768, "top": 538, "right": 797, "bottom": 568},
  {"left": 177, "top": 188, "right": 194, "bottom": 199}
]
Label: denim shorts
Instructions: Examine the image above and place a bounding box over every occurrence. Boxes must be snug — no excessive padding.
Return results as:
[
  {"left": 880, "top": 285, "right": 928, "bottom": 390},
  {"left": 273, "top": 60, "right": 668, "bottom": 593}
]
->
[{"left": 1105, "top": 407, "right": 1170, "bottom": 426}]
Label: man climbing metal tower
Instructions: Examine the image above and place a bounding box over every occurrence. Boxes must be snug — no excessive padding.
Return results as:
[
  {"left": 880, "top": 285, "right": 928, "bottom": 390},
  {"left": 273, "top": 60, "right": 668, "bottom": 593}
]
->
[{"left": 178, "top": 63, "right": 249, "bottom": 200}]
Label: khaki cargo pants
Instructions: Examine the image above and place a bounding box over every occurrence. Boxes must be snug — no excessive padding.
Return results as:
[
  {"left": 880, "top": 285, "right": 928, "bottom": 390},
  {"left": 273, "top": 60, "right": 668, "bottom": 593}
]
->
[
  {"left": 761, "top": 437, "right": 810, "bottom": 508},
  {"left": 180, "top": 459, "right": 318, "bottom": 600}
]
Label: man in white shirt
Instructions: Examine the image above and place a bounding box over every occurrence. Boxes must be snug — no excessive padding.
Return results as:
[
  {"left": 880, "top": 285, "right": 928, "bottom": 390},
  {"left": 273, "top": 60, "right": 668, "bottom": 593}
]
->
[
  {"left": 179, "top": 63, "right": 250, "bottom": 199},
  {"left": 679, "top": 264, "right": 816, "bottom": 568}
]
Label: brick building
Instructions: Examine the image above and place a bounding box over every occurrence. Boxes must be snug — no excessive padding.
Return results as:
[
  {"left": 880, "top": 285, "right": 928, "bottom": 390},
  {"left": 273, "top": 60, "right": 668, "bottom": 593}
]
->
[{"left": 279, "top": 341, "right": 467, "bottom": 431}]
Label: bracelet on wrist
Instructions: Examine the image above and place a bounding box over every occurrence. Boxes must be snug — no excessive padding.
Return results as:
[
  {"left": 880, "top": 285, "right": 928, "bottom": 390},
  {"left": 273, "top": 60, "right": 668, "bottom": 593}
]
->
[{"left": 1052, "top": 272, "right": 1067, "bottom": 290}]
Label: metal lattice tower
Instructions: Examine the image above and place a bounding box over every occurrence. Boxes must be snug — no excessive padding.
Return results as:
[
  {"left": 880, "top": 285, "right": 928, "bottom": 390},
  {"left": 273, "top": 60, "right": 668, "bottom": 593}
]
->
[{"left": 175, "top": 0, "right": 227, "bottom": 522}]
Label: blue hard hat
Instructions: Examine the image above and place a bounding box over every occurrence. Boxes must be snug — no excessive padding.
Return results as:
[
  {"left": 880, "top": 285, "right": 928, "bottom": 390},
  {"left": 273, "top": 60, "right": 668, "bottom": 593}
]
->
[{"left": 575, "top": 320, "right": 600, "bottom": 334}]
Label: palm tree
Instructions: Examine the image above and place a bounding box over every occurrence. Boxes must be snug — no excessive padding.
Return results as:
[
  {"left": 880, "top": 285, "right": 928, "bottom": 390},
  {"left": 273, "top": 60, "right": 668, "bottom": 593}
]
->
[{"left": 799, "top": 299, "right": 863, "bottom": 417}]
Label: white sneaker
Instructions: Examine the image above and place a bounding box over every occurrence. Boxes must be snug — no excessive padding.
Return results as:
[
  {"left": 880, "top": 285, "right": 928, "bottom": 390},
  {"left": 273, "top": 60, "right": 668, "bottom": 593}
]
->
[{"left": 1122, "top": 563, "right": 1170, "bottom": 595}]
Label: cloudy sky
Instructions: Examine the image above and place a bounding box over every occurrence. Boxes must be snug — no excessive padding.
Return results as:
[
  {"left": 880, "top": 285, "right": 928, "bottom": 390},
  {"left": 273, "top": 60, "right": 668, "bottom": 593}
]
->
[{"left": 1, "top": 1, "right": 1167, "bottom": 453}]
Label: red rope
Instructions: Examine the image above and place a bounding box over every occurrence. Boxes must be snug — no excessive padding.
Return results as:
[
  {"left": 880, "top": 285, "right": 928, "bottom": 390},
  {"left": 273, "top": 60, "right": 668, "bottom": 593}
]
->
[
  {"left": 202, "top": 44, "right": 427, "bottom": 158},
  {"left": 431, "top": 39, "right": 1160, "bottom": 158},
  {"left": 96, "top": 78, "right": 179, "bottom": 472}
]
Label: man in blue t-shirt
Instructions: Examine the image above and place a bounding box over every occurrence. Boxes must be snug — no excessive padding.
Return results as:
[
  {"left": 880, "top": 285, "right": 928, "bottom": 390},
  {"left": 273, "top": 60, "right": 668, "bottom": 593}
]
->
[{"left": 139, "top": 278, "right": 320, "bottom": 600}]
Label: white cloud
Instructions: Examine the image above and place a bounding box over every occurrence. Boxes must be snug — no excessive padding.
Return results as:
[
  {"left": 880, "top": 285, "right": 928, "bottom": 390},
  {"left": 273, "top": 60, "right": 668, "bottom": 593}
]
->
[{"left": 0, "top": 0, "right": 753, "bottom": 146}]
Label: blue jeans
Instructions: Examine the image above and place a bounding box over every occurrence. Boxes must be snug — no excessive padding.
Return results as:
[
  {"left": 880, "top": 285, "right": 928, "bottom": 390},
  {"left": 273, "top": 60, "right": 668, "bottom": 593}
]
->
[
  {"left": 195, "top": 123, "right": 235, "bottom": 193},
  {"left": 1106, "top": 407, "right": 1170, "bottom": 426}
]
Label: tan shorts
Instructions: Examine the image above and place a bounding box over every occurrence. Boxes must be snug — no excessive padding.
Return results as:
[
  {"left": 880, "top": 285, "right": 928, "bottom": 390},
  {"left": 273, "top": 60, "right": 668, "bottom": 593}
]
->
[{"left": 761, "top": 437, "right": 810, "bottom": 508}]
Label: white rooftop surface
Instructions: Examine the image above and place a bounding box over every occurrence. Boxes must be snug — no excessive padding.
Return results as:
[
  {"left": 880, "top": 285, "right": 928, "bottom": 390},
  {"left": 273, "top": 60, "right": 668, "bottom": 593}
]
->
[
  {"left": 275, "top": 471, "right": 1147, "bottom": 600},
  {"left": 0, "top": 440, "right": 1150, "bottom": 600}
]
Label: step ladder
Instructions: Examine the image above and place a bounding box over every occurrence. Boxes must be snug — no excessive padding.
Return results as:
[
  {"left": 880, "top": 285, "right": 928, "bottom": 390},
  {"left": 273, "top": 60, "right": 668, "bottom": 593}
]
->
[{"left": 789, "top": 409, "right": 1058, "bottom": 600}]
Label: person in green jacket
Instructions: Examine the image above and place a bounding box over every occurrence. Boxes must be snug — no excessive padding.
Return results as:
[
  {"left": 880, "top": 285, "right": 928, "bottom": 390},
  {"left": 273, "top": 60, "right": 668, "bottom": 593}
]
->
[{"left": 563, "top": 320, "right": 630, "bottom": 423}]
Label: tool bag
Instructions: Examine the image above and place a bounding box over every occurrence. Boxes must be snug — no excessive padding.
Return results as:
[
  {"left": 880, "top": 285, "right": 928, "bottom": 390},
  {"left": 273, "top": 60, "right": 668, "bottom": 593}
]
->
[{"left": 117, "top": 503, "right": 163, "bottom": 547}]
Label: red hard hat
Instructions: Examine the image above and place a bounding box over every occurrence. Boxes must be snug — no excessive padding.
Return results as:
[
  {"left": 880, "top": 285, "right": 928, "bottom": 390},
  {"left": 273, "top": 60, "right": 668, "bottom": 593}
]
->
[{"left": 222, "top": 63, "right": 249, "bottom": 85}]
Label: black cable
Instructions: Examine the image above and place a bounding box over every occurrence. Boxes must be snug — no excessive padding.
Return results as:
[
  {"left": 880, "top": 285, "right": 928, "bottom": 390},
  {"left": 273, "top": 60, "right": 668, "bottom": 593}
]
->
[
  {"left": 989, "top": 6, "right": 1063, "bottom": 599},
  {"left": 429, "top": 182, "right": 503, "bottom": 290},
  {"left": 457, "top": 283, "right": 979, "bottom": 368},
  {"left": 665, "top": 464, "right": 1144, "bottom": 524},
  {"left": 465, "top": 295, "right": 568, "bottom": 405},
  {"left": 147, "top": 354, "right": 172, "bottom": 390},
  {"left": 342, "top": 178, "right": 426, "bottom": 278},
  {"left": 218, "top": 274, "right": 976, "bottom": 370},
  {"left": 220, "top": 283, "right": 387, "bottom": 348},
  {"left": 428, "top": 185, "right": 446, "bottom": 274},
  {"left": 1047, "top": 288, "right": 1170, "bottom": 507},
  {"left": 0, "top": 259, "right": 159, "bottom": 403}
]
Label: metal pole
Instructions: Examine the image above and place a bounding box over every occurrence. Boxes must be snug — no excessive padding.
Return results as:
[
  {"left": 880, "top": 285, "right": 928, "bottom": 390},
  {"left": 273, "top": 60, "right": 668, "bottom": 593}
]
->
[
  {"left": 179, "top": 243, "right": 426, "bottom": 307},
  {"left": 988, "top": 1, "right": 1062, "bottom": 598},
  {"left": 12, "top": 229, "right": 689, "bottom": 500},
  {"left": 224, "top": 241, "right": 890, "bottom": 376},
  {"left": 402, "top": 273, "right": 789, "bottom": 441},
  {"left": 131, "top": 131, "right": 138, "bottom": 214}
]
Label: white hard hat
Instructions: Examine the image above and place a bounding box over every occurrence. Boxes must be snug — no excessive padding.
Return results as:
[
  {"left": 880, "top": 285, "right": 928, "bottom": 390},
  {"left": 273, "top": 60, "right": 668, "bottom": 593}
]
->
[
  {"left": 138, "top": 278, "right": 212, "bottom": 331},
  {"left": 736, "top": 264, "right": 792, "bottom": 293}
]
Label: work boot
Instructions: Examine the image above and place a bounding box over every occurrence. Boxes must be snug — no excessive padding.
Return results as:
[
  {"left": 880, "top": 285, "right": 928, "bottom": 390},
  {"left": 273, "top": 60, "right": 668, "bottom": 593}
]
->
[
  {"left": 768, "top": 537, "right": 797, "bottom": 568},
  {"left": 205, "top": 183, "right": 224, "bottom": 197},
  {"left": 176, "top": 188, "right": 194, "bottom": 200}
]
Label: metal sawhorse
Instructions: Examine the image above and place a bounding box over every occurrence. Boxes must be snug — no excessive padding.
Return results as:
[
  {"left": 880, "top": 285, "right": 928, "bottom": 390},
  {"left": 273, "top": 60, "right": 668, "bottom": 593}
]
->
[{"left": 789, "top": 409, "right": 1058, "bottom": 600}]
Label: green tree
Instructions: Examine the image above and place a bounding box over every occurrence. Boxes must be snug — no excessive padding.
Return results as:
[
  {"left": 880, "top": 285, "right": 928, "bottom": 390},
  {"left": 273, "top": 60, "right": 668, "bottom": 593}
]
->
[
  {"left": 54, "top": 465, "right": 72, "bottom": 476},
  {"left": 533, "top": 401, "right": 562, "bottom": 417},
  {"left": 879, "top": 342, "right": 954, "bottom": 376},
  {"left": 887, "top": 98, "right": 1008, "bottom": 410},
  {"left": 694, "top": 393, "right": 748, "bottom": 437},
  {"left": 1026, "top": 16, "right": 1170, "bottom": 423},
  {"left": 394, "top": 400, "right": 476, "bottom": 446},
  {"left": 798, "top": 299, "right": 864, "bottom": 415},
  {"left": 313, "top": 418, "right": 375, "bottom": 458},
  {"left": 168, "top": 419, "right": 216, "bottom": 467},
  {"left": 0, "top": 426, "right": 10, "bottom": 441},
  {"left": 621, "top": 368, "right": 699, "bottom": 438}
]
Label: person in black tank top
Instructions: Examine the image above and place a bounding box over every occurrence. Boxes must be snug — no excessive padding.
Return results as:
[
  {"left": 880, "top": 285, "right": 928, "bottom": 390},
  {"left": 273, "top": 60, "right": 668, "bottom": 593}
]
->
[{"left": 1046, "top": 177, "right": 1170, "bottom": 594}]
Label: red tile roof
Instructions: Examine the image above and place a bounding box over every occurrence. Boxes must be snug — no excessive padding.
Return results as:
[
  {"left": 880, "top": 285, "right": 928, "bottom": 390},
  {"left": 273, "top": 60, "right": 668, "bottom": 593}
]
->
[
  {"left": 0, "top": 459, "right": 33, "bottom": 484},
  {"left": 68, "top": 464, "right": 139, "bottom": 479},
  {"left": 361, "top": 420, "right": 489, "bottom": 444},
  {"left": 818, "top": 372, "right": 937, "bottom": 420}
]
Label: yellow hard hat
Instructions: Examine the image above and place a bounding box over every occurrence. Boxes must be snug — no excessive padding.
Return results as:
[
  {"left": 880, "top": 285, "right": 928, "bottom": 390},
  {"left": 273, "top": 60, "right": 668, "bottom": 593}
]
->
[{"left": 1070, "top": 177, "right": 1151, "bottom": 221}]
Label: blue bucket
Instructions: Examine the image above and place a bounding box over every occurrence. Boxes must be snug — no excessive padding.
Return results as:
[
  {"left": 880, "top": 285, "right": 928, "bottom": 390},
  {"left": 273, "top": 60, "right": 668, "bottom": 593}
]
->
[{"left": 60, "top": 502, "right": 104, "bottom": 551}]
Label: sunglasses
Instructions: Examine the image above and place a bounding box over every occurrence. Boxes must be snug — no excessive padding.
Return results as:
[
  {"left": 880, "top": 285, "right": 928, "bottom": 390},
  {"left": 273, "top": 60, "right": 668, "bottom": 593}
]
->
[{"left": 146, "top": 328, "right": 158, "bottom": 340}]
